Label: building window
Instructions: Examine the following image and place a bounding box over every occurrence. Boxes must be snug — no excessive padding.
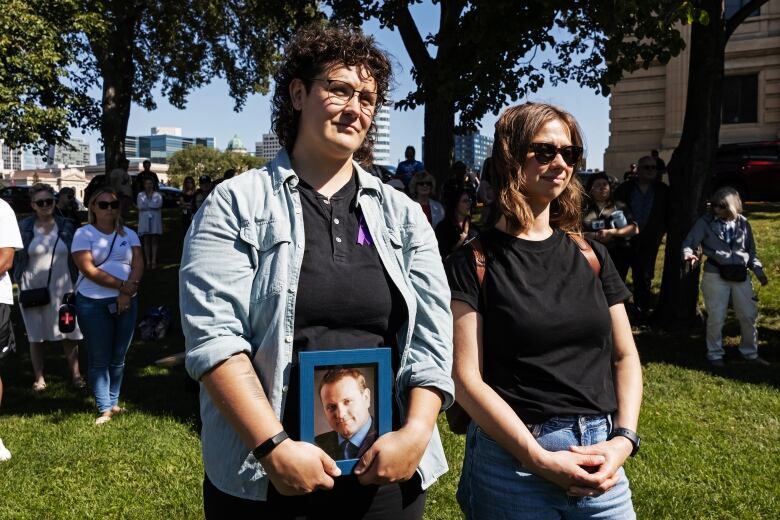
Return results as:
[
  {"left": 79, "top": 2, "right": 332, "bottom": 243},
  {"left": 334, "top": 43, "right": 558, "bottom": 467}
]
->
[
  {"left": 725, "top": 0, "right": 760, "bottom": 19},
  {"left": 722, "top": 74, "right": 758, "bottom": 124}
]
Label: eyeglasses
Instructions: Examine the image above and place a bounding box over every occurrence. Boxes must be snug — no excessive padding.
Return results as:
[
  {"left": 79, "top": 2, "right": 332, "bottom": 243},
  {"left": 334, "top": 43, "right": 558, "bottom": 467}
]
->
[
  {"left": 529, "top": 143, "right": 583, "bottom": 166},
  {"left": 34, "top": 198, "right": 55, "bottom": 207},
  {"left": 96, "top": 200, "right": 120, "bottom": 210},
  {"left": 308, "top": 78, "right": 381, "bottom": 114}
]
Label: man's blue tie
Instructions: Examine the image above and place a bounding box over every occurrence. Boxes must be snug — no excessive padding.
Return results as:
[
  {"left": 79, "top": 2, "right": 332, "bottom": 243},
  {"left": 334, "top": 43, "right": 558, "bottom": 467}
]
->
[{"left": 341, "top": 440, "right": 359, "bottom": 459}]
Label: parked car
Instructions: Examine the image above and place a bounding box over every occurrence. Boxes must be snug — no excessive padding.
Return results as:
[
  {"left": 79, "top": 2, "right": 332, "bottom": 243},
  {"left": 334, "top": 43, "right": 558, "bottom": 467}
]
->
[
  {"left": 714, "top": 141, "right": 780, "bottom": 201},
  {"left": 157, "top": 186, "right": 182, "bottom": 208},
  {"left": 0, "top": 186, "right": 34, "bottom": 214}
]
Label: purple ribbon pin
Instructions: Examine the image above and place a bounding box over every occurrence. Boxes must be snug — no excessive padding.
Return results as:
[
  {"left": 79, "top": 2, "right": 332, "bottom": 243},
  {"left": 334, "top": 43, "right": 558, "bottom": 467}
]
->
[{"left": 357, "top": 215, "right": 373, "bottom": 246}]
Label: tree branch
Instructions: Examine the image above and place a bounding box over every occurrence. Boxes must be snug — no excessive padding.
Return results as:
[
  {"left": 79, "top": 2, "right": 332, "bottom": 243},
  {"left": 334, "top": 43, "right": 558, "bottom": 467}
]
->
[
  {"left": 394, "top": 5, "right": 432, "bottom": 72},
  {"left": 725, "top": 0, "right": 769, "bottom": 41},
  {"left": 436, "top": 0, "right": 465, "bottom": 62}
]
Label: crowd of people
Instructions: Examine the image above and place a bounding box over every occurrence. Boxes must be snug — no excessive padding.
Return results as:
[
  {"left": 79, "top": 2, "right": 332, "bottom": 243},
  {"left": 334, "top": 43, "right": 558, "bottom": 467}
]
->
[{"left": 0, "top": 21, "right": 771, "bottom": 520}]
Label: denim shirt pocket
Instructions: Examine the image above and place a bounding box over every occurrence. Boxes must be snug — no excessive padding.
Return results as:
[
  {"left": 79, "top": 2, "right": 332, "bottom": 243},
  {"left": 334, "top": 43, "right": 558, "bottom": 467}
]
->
[{"left": 240, "top": 220, "right": 292, "bottom": 302}]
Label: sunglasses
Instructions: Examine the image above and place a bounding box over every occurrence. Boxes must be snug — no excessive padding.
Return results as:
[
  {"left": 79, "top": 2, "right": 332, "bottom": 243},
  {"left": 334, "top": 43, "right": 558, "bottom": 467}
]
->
[
  {"left": 417, "top": 181, "right": 432, "bottom": 187},
  {"left": 96, "top": 200, "right": 120, "bottom": 210},
  {"left": 529, "top": 143, "right": 583, "bottom": 166},
  {"left": 34, "top": 198, "right": 55, "bottom": 208}
]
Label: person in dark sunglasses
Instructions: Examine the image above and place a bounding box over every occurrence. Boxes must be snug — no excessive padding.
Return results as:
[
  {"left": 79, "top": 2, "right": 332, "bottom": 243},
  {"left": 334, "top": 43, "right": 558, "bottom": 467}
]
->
[
  {"left": 446, "top": 102, "right": 641, "bottom": 519},
  {"left": 613, "top": 156, "right": 670, "bottom": 317},
  {"left": 71, "top": 187, "right": 143, "bottom": 425},
  {"left": 13, "top": 183, "right": 84, "bottom": 394},
  {"left": 408, "top": 171, "right": 444, "bottom": 227},
  {"left": 55, "top": 187, "right": 82, "bottom": 227}
]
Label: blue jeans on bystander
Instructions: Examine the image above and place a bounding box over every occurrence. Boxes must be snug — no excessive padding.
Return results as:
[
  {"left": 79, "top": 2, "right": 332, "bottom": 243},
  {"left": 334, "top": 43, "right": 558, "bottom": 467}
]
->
[
  {"left": 457, "top": 414, "right": 635, "bottom": 520},
  {"left": 76, "top": 293, "right": 137, "bottom": 413}
]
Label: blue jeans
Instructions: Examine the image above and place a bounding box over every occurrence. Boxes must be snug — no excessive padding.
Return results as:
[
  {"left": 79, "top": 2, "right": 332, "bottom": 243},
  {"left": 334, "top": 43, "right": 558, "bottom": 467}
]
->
[
  {"left": 76, "top": 294, "right": 137, "bottom": 413},
  {"left": 457, "top": 415, "right": 635, "bottom": 520}
]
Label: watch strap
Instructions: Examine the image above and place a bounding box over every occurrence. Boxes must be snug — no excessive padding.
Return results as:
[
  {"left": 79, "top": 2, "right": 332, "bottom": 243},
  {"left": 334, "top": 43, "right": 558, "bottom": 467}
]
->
[
  {"left": 609, "top": 427, "right": 640, "bottom": 457},
  {"left": 252, "top": 431, "right": 289, "bottom": 460}
]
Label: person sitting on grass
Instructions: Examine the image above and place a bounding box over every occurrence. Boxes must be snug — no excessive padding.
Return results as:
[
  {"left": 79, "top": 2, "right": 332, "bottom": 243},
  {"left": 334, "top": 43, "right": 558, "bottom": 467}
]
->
[{"left": 682, "top": 186, "right": 769, "bottom": 367}]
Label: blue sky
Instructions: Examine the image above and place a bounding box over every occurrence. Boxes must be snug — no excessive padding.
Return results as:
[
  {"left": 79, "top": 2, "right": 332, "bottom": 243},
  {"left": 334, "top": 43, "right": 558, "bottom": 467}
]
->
[{"left": 75, "top": 3, "right": 611, "bottom": 169}]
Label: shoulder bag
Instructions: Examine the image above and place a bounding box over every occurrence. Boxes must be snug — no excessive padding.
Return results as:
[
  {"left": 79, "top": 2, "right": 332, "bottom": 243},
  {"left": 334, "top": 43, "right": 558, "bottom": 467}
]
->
[{"left": 18, "top": 235, "right": 60, "bottom": 308}]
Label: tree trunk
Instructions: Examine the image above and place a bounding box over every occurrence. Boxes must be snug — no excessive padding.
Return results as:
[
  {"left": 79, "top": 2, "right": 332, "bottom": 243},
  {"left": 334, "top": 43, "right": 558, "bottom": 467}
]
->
[
  {"left": 423, "top": 96, "right": 456, "bottom": 193},
  {"left": 656, "top": 0, "right": 725, "bottom": 323},
  {"left": 97, "top": 7, "right": 137, "bottom": 174}
]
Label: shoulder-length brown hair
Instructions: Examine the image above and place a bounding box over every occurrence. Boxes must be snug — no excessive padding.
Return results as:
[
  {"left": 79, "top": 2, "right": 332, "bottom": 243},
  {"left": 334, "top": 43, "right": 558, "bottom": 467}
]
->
[
  {"left": 491, "top": 102, "right": 585, "bottom": 234},
  {"left": 87, "top": 186, "right": 125, "bottom": 235},
  {"left": 271, "top": 23, "right": 393, "bottom": 164}
]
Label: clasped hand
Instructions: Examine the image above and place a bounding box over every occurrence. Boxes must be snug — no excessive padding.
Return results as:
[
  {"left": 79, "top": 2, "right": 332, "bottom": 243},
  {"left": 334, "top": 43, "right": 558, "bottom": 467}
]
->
[
  {"left": 533, "top": 437, "right": 633, "bottom": 497},
  {"left": 353, "top": 424, "right": 428, "bottom": 486}
]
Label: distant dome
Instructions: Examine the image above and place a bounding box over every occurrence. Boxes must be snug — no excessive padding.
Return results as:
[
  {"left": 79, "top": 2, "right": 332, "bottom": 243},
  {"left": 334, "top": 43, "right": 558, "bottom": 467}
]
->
[{"left": 226, "top": 134, "right": 247, "bottom": 154}]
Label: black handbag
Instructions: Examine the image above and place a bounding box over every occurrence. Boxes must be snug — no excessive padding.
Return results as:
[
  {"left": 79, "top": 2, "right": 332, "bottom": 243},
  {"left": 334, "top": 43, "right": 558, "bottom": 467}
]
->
[
  {"left": 18, "top": 235, "right": 59, "bottom": 308},
  {"left": 715, "top": 262, "right": 748, "bottom": 282}
]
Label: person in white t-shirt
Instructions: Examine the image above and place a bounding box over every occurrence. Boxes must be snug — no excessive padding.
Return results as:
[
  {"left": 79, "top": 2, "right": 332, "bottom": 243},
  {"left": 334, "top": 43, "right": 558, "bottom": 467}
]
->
[
  {"left": 0, "top": 198, "right": 23, "bottom": 460},
  {"left": 71, "top": 187, "right": 144, "bottom": 425}
]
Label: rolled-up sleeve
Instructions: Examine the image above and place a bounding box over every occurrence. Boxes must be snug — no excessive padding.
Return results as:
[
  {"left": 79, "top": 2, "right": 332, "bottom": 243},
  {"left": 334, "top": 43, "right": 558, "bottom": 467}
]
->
[
  {"left": 400, "top": 204, "right": 455, "bottom": 411},
  {"left": 180, "top": 186, "right": 255, "bottom": 381}
]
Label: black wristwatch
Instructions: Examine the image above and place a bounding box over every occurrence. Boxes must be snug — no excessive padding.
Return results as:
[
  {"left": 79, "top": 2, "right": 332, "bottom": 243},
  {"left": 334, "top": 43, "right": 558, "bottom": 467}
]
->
[
  {"left": 252, "top": 431, "right": 289, "bottom": 460},
  {"left": 608, "top": 427, "right": 640, "bottom": 457}
]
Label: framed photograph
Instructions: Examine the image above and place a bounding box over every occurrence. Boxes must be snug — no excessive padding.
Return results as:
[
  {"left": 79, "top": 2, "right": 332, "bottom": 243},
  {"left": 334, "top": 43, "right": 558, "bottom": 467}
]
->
[{"left": 299, "top": 348, "right": 393, "bottom": 474}]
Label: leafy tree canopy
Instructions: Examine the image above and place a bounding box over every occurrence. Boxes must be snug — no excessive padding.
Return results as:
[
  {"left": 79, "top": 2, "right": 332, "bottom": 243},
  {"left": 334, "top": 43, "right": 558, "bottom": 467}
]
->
[{"left": 166, "top": 146, "right": 266, "bottom": 187}]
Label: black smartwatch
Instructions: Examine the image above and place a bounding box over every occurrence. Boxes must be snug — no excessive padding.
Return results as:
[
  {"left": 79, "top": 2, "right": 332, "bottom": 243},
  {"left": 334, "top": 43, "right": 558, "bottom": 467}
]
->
[
  {"left": 252, "top": 431, "right": 289, "bottom": 460},
  {"left": 608, "top": 427, "right": 640, "bottom": 457}
]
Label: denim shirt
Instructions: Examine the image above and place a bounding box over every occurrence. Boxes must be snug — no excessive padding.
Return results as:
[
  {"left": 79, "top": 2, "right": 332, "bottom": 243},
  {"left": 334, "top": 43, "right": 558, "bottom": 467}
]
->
[
  {"left": 682, "top": 214, "right": 765, "bottom": 277},
  {"left": 13, "top": 215, "right": 78, "bottom": 283},
  {"left": 179, "top": 150, "right": 454, "bottom": 501}
]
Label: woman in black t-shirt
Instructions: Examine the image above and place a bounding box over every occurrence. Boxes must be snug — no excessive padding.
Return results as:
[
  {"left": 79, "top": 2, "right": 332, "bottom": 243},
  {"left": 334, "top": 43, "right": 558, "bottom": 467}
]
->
[{"left": 446, "top": 102, "right": 642, "bottom": 520}]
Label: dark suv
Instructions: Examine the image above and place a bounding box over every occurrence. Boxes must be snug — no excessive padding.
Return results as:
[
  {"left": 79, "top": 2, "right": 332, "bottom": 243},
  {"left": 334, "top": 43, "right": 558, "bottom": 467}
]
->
[
  {"left": 0, "top": 186, "right": 33, "bottom": 214},
  {"left": 713, "top": 141, "right": 780, "bottom": 201}
]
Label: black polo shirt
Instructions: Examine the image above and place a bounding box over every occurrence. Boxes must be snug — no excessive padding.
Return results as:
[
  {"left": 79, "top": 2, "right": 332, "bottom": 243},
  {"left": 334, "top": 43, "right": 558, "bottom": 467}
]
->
[{"left": 283, "top": 172, "right": 405, "bottom": 438}]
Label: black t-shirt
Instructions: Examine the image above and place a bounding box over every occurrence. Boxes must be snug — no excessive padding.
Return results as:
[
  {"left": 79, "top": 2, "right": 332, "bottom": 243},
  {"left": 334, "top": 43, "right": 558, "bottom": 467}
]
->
[
  {"left": 444, "top": 227, "right": 631, "bottom": 424},
  {"left": 283, "top": 173, "right": 405, "bottom": 438}
]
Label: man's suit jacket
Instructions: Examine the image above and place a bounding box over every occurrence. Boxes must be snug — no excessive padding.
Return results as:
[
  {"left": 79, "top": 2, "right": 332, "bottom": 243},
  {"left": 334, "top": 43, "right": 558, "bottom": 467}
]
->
[{"left": 315, "top": 419, "right": 378, "bottom": 461}]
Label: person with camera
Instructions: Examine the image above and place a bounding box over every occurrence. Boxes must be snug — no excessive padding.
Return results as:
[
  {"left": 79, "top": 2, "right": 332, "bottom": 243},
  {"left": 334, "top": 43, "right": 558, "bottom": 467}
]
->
[
  {"left": 71, "top": 187, "right": 143, "bottom": 425},
  {"left": 682, "top": 187, "right": 769, "bottom": 367},
  {"left": 14, "top": 184, "right": 84, "bottom": 392},
  {"left": 582, "top": 173, "right": 639, "bottom": 281}
]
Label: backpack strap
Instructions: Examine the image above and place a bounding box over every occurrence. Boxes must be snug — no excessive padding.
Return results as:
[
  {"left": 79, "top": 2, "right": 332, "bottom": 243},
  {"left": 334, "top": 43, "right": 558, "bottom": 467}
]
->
[{"left": 567, "top": 233, "right": 601, "bottom": 277}]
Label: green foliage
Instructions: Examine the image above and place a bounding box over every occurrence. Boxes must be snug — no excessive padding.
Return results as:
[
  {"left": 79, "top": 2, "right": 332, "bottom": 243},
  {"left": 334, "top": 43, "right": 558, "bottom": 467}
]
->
[
  {"left": 166, "top": 146, "right": 266, "bottom": 187},
  {"left": 0, "top": 0, "right": 100, "bottom": 152},
  {"left": 327, "top": 1, "right": 692, "bottom": 131}
]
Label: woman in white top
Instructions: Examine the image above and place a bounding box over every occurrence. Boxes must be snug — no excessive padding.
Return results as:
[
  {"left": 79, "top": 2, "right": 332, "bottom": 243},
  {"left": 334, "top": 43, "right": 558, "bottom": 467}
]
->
[
  {"left": 72, "top": 187, "right": 143, "bottom": 425},
  {"left": 136, "top": 178, "right": 163, "bottom": 269},
  {"left": 14, "top": 184, "right": 84, "bottom": 391}
]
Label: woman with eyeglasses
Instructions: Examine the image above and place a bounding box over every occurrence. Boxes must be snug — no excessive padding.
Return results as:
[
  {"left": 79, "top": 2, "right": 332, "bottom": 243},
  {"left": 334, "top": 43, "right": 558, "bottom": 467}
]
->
[
  {"left": 446, "top": 102, "right": 642, "bottom": 519},
  {"left": 682, "top": 187, "right": 769, "bottom": 367},
  {"left": 137, "top": 177, "right": 163, "bottom": 269},
  {"left": 71, "top": 187, "right": 143, "bottom": 425},
  {"left": 180, "top": 24, "right": 453, "bottom": 519},
  {"left": 435, "top": 187, "right": 476, "bottom": 258},
  {"left": 408, "top": 171, "right": 444, "bottom": 228},
  {"left": 14, "top": 184, "right": 84, "bottom": 392}
]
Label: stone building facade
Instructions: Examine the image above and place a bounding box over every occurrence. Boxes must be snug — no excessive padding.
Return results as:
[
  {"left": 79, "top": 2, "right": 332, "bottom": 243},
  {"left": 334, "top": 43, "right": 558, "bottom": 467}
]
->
[{"left": 604, "top": 1, "right": 780, "bottom": 175}]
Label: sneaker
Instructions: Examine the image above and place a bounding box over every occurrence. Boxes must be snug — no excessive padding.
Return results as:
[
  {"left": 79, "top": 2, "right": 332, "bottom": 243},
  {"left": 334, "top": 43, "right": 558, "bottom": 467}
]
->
[
  {"left": 0, "top": 439, "right": 11, "bottom": 461},
  {"left": 745, "top": 356, "right": 770, "bottom": 366},
  {"left": 708, "top": 358, "right": 725, "bottom": 367}
]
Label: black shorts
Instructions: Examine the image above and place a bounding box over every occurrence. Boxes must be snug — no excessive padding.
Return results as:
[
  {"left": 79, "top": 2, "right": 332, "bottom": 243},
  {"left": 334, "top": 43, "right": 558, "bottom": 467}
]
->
[{"left": 0, "top": 303, "right": 16, "bottom": 363}]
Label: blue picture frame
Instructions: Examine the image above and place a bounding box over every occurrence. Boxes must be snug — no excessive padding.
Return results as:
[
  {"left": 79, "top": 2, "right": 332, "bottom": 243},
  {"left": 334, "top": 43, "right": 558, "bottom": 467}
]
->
[{"left": 299, "top": 348, "right": 393, "bottom": 474}]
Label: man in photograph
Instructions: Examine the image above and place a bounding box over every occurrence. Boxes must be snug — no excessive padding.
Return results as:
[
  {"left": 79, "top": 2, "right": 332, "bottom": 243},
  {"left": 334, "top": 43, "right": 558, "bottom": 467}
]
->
[{"left": 315, "top": 368, "right": 377, "bottom": 461}]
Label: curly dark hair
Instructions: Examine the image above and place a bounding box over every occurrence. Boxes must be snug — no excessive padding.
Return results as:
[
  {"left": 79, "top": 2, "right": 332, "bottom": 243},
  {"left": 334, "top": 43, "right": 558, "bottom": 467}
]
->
[{"left": 271, "top": 23, "right": 393, "bottom": 164}]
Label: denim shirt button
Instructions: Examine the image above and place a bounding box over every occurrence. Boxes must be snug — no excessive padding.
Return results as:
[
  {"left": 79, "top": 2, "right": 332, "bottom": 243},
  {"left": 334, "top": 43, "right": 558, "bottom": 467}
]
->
[
  {"left": 282, "top": 385, "right": 289, "bottom": 393},
  {"left": 284, "top": 335, "right": 292, "bottom": 343}
]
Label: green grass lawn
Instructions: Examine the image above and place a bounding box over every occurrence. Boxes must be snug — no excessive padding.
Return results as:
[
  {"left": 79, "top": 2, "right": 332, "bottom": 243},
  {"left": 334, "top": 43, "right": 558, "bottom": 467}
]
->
[{"left": 1, "top": 205, "right": 778, "bottom": 519}]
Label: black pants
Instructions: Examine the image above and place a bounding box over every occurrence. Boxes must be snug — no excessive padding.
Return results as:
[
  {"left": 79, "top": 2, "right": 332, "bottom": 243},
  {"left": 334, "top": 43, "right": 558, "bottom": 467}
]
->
[
  {"left": 203, "top": 472, "right": 425, "bottom": 520},
  {"left": 629, "top": 236, "right": 662, "bottom": 311},
  {"left": 0, "top": 303, "right": 16, "bottom": 360}
]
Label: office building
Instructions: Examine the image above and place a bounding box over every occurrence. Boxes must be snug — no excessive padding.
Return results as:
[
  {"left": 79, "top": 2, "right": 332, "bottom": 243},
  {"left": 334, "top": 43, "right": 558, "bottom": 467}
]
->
[
  {"left": 373, "top": 105, "right": 391, "bottom": 165},
  {"left": 454, "top": 132, "right": 494, "bottom": 172},
  {"left": 122, "top": 128, "right": 215, "bottom": 164},
  {"left": 256, "top": 133, "right": 283, "bottom": 160},
  {"left": 604, "top": 1, "right": 780, "bottom": 174}
]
